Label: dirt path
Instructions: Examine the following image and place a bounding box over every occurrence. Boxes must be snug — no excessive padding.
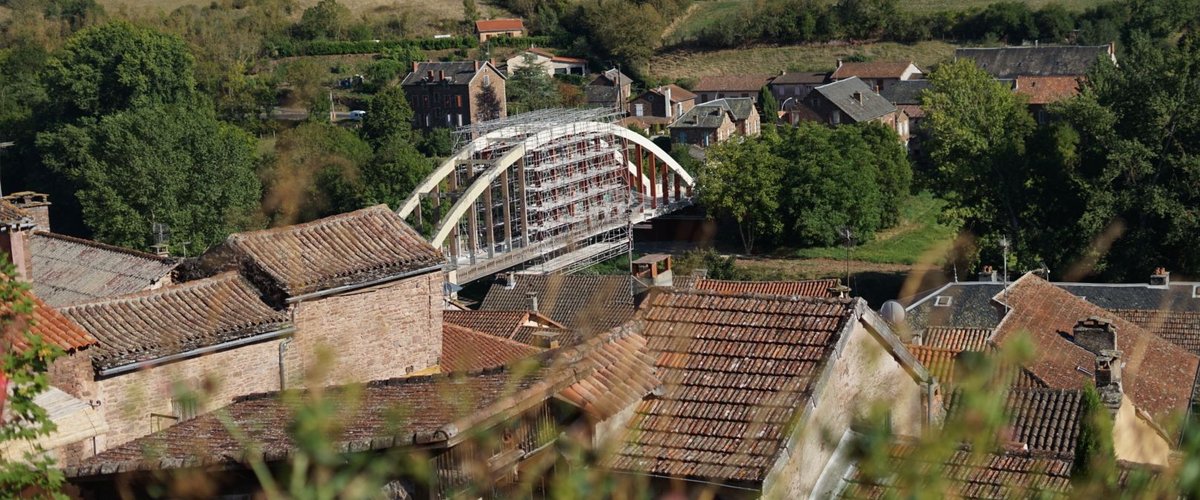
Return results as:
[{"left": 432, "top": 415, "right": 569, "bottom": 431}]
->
[{"left": 661, "top": 3, "right": 701, "bottom": 43}]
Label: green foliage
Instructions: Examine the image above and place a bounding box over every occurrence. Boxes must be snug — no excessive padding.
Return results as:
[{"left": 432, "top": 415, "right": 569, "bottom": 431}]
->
[
  {"left": 673, "top": 248, "right": 739, "bottom": 279},
  {"left": 262, "top": 122, "right": 373, "bottom": 223},
  {"left": 463, "top": 0, "right": 479, "bottom": 24},
  {"left": 698, "top": 138, "right": 784, "bottom": 254},
  {"left": 356, "top": 133, "right": 433, "bottom": 210},
  {"left": 37, "top": 104, "right": 262, "bottom": 252},
  {"left": 0, "top": 259, "right": 65, "bottom": 497},
  {"left": 477, "top": 83, "right": 504, "bottom": 122},
  {"left": 281, "top": 59, "right": 328, "bottom": 115},
  {"left": 507, "top": 54, "right": 562, "bottom": 113},
  {"left": 420, "top": 128, "right": 454, "bottom": 157},
  {"left": 360, "top": 85, "right": 415, "bottom": 145},
  {"left": 1073, "top": 384, "right": 1116, "bottom": 486},
  {"left": 572, "top": 0, "right": 668, "bottom": 74},
  {"left": 795, "top": 192, "right": 956, "bottom": 264},
  {"left": 758, "top": 86, "right": 779, "bottom": 127},
  {"left": 295, "top": 0, "right": 351, "bottom": 40},
  {"left": 270, "top": 37, "right": 479, "bottom": 58},
  {"left": 42, "top": 21, "right": 197, "bottom": 121}
]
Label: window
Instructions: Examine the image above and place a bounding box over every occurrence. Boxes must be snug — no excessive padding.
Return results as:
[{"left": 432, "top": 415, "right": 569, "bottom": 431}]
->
[
  {"left": 445, "top": 114, "right": 452, "bottom": 125},
  {"left": 483, "top": 74, "right": 491, "bottom": 86},
  {"left": 457, "top": 113, "right": 463, "bottom": 126},
  {"left": 1193, "top": 285, "right": 1200, "bottom": 298},
  {"left": 635, "top": 103, "right": 644, "bottom": 117},
  {"left": 456, "top": 95, "right": 463, "bottom": 108},
  {"left": 933, "top": 296, "right": 953, "bottom": 307},
  {"left": 831, "top": 110, "right": 841, "bottom": 124},
  {"left": 173, "top": 397, "right": 198, "bottom": 421}
]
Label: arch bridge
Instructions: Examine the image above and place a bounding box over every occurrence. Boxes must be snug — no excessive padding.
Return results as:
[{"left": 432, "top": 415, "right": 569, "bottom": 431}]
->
[{"left": 397, "top": 108, "right": 696, "bottom": 284}]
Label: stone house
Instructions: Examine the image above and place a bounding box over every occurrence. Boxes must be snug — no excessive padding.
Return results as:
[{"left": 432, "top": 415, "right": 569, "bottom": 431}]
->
[
  {"left": 401, "top": 61, "right": 507, "bottom": 130},
  {"left": 505, "top": 47, "right": 587, "bottom": 77},
  {"left": 790, "top": 77, "right": 910, "bottom": 143},
  {"left": 624, "top": 84, "right": 696, "bottom": 130},
  {"left": 691, "top": 74, "right": 773, "bottom": 104},
  {"left": 604, "top": 289, "right": 936, "bottom": 498},
  {"left": 768, "top": 71, "right": 829, "bottom": 106},
  {"left": 49, "top": 205, "right": 445, "bottom": 455},
  {"left": 954, "top": 44, "right": 1116, "bottom": 80},
  {"left": 830, "top": 60, "right": 923, "bottom": 93},
  {"left": 668, "top": 97, "right": 760, "bottom": 147},
  {"left": 474, "top": 18, "right": 525, "bottom": 43},
  {"left": 585, "top": 68, "right": 633, "bottom": 109}
]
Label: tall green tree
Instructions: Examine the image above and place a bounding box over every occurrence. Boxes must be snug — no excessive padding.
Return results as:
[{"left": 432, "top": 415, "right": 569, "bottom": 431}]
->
[
  {"left": 507, "top": 55, "right": 562, "bottom": 112},
  {"left": 37, "top": 104, "right": 261, "bottom": 253},
  {"left": 758, "top": 86, "right": 779, "bottom": 127},
  {"left": 296, "top": 0, "right": 351, "bottom": 40},
  {"left": 922, "top": 58, "right": 1034, "bottom": 261},
  {"left": 360, "top": 85, "right": 415, "bottom": 145},
  {"left": 698, "top": 138, "right": 784, "bottom": 254},
  {"left": 263, "top": 122, "right": 372, "bottom": 224}
]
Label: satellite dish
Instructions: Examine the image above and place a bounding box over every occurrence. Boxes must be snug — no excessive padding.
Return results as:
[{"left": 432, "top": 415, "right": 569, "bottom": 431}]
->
[{"left": 880, "top": 300, "right": 906, "bottom": 325}]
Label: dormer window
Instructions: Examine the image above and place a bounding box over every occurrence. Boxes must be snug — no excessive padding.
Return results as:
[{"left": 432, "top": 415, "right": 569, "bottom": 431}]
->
[
  {"left": 1193, "top": 285, "right": 1200, "bottom": 298},
  {"left": 934, "top": 296, "right": 952, "bottom": 307}
]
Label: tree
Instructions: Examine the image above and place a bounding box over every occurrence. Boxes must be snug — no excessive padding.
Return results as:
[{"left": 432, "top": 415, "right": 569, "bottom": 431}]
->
[
  {"left": 507, "top": 55, "right": 562, "bottom": 112},
  {"left": 360, "top": 85, "right": 415, "bottom": 145},
  {"left": 262, "top": 122, "right": 372, "bottom": 224},
  {"left": 0, "top": 259, "right": 66, "bottom": 496},
  {"left": 296, "top": 0, "right": 351, "bottom": 40},
  {"left": 41, "top": 21, "right": 197, "bottom": 122},
  {"left": 698, "top": 138, "right": 784, "bottom": 254},
  {"left": 576, "top": 0, "right": 665, "bottom": 72},
  {"left": 37, "top": 104, "right": 261, "bottom": 252},
  {"left": 921, "top": 58, "right": 1034, "bottom": 262},
  {"left": 477, "top": 83, "right": 503, "bottom": 122},
  {"left": 758, "top": 86, "right": 779, "bottom": 131},
  {"left": 359, "top": 134, "right": 433, "bottom": 210},
  {"left": 281, "top": 59, "right": 327, "bottom": 116},
  {"left": 463, "top": 0, "right": 479, "bottom": 25}
]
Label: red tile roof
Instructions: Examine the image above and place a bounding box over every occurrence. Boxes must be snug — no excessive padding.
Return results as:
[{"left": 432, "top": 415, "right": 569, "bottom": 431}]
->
[
  {"left": 5, "top": 285, "right": 97, "bottom": 352},
  {"left": 1015, "top": 76, "right": 1080, "bottom": 105},
  {"left": 831, "top": 61, "right": 919, "bottom": 80},
  {"left": 440, "top": 323, "right": 542, "bottom": 373},
  {"left": 688, "top": 278, "right": 840, "bottom": 297},
  {"left": 909, "top": 345, "right": 959, "bottom": 384},
  {"left": 220, "top": 205, "right": 443, "bottom": 297},
  {"left": 693, "top": 75, "right": 773, "bottom": 93},
  {"left": 1112, "top": 309, "right": 1200, "bottom": 356},
  {"left": 62, "top": 272, "right": 291, "bottom": 371},
  {"left": 839, "top": 445, "right": 1073, "bottom": 498},
  {"left": 924, "top": 326, "right": 992, "bottom": 351},
  {"left": 559, "top": 322, "right": 659, "bottom": 421},
  {"left": 526, "top": 47, "right": 587, "bottom": 64},
  {"left": 993, "top": 274, "right": 1199, "bottom": 423},
  {"left": 609, "top": 289, "right": 857, "bottom": 482},
  {"left": 475, "top": 18, "right": 524, "bottom": 33},
  {"left": 443, "top": 310, "right": 576, "bottom": 347}
]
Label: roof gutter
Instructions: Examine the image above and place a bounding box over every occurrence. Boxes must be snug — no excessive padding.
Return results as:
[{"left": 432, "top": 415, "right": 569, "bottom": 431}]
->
[
  {"left": 285, "top": 264, "right": 444, "bottom": 304},
  {"left": 98, "top": 326, "right": 297, "bottom": 377}
]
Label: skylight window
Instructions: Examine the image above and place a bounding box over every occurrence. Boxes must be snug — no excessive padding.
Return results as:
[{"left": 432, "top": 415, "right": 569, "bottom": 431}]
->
[{"left": 934, "top": 296, "right": 953, "bottom": 307}]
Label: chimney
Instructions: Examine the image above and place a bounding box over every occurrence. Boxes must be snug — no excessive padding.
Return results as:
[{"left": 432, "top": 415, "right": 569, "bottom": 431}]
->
[
  {"left": 664, "top": 86, "right": 673, "bottom": 118},
  {"left": 438, "top": 70, "right": 446, "bottom": 81},
  {"left": 3, "top": 192, "right": 50, "bottom": 232},
  {"left": 853, "top": 91, "right": 864, "bottom": 105},
  {"left": 978, "top": 265, "right": 998, "bottom": 282},
  {"left": 836, "top": 58, "right": 843, "bottom": 68},
  {"left": 413, "top": 61, "right": 420, "bottom": 73},
  {"left": 426, "top": 70, "right": 434, "bottom": 80},
  {"left": 503, "top": 272, "right": 516, "bottom": 290},
  {"left": 526, "top": 291, "right": 538, "bottom": 312},
  {"left": 1095, "top": 348, "right": 1123, "bottom": 415},
  {"left": 0, "top": 202, "right": 34, "bottom": 281},
  {"left": 1150, "top": 267, "right": 1170, "bottom": 287},
  {"left": 474, "top": 60, "right": 480, "bottom": 71},
  {"left": 1073, "top": 316, "right": 1117, "bottom": 355}
]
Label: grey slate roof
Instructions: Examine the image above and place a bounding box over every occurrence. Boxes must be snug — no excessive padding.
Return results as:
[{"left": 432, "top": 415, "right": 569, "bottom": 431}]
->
[
  {"left": 401, "top": 61, "right": 495, "bottom": 87},
  {"left": 31, "top": 232, "right": 178, "bottom": 308},
  {"left": 878, "top": 80, "right": 932, "bottom": 105},
  {"left": 591, "top": 68, "right": 632, "bottom": 88},
  {"left": 813, "top": 77, "right": 897, "bottom": 122},
  {"left": 585, "top": 85, "right": 621, "bottom": 107},
  {"left": 955, "top": 45, "right": 1114, "bottom": 79},
  {"left": 771, "top": 71, "right": 828, "bottom": 85},
  {"left": 903, "top": 282, "right": 1008, "bottom": 333},
  {"left": 479, "top": 274, "right": 638, "bottom": 334},
  {"left": 670, "top": 101, "right": 733, "bottom": 130}
]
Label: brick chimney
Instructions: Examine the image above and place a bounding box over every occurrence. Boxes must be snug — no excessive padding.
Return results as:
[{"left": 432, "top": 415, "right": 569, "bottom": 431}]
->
[
  {"left": 664, "top": 86, "right": 673, "bottom": 118},
  {"left": 438, "top": 69, "right": 446, "bottom": 81},
  {"left": 978, "top": 265, "right": 998, "bottom": 282},
  {"left": 1073, "top": 317, "right": 1122, "bottom": 414},
  {"left": 526, "top": 291, "right": 538, "bottom": 312},
  {"left": 412, "top": 61, "right": 420, "bottom": 72},
  {"left": 2, "top": 192, "right": 50, "bottom": 232},
  {"left": 1150, "top": 267, "right": 1170, "bottom": 287},
  {"left": 0, "top": 201, "right": 35, "bottom": 281}
]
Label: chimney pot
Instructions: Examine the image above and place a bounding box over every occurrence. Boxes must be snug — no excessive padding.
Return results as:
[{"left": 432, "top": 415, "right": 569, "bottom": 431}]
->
[
  {"left": 1151, "top": 267, "right": 1170, "bottom": 287},
  {"left": 426, "top": 70, "right": 434, "bottom": 80},
  {"left": 438, "top": 70, "right": 446, "bottom": 81},
  {"left": 526, "top": 291, "right": 538, "bottom": 312},
  {"left": 978, "top": 265, "right": 998, "bottom": 282},
  {"left": 413, "top": 61, "right": 420, "bottom": 73},
  {"left": 1073, "top": 316, "right": 1117, "bottom": 354},
  {"left": 3, "top": 192, "right": 50, "bottom": 231}
]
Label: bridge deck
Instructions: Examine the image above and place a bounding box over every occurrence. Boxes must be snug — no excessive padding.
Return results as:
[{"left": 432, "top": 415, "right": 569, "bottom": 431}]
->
[{"left": 519, "top": 240, "right": 629, "bottom": 275}]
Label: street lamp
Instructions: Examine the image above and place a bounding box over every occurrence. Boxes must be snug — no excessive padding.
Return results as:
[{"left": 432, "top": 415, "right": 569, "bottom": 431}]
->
[{"left": 0, "top": 141, "right": 14, "bottom": 196}]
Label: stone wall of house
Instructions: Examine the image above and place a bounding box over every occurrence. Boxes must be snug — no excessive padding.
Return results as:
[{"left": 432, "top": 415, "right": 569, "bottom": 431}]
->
[
  {"left": 1113, "top": 395, "right": 1171, "bottom": 466},
  {"left": 95, "top": 336, "right": 290, "bottom": 453},
  {"left": 763, "top": 320, "right": 925, "bottom": 498},
  {"left": 291, "top": 271, "right": 443, "bottom": 388},
  {"left": 468, "top": 64, "right": 507, "bottom": 125},
  {"left": 49, "top": 349, "right": 99, "bottom": 402}
]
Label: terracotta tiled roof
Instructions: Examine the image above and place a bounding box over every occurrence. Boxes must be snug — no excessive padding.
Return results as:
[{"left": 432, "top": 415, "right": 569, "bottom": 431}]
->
[
  {"left": 910, "top": 345, "right": 959, "bottom": 384},
  {"left": 559, "top": 321, "right": 659, "bottom": 421},
  {"left": 479, "top": 274, "right": 636, "bottom": 334},
  {"left": 62, "top": 272, "right": 291, "bottom": 372},
  {"left": 1015, "top": 76, "right": 1080, "bottom": 104},
  {"left": 992, "top": 274, "right": 1200, "bottom": 423},
  {"left": 831, "top": 61, "right": 918, "bottom": 80},
  {"left": 0, "top": 199, "right": 32, "bottom": 228},
  {"left": 5, "top": 285, "right": 97, "bottom": 352},
  {"left": 475, "top": 18, "right": 524, "bottom": 32},
  {"left": 688, "top": 278, "right": 840, "bottom": 297},
  {"left": 946, "top": 388, "right": 1084, "bottom": 455},
  {"left": 67, "top": 367, "right": 552, "bottom": 476},
  {"left": 221, "top": 205, "right": 443, "bottom": 297},
  {"left": 443, "top": 310, "right": 576, "bottom": 347},
  {"left": 1112, "top": 309, "right": 1200, "bottom": 356},
  {"left": 440, "top": 323, "right": 542, "bottom": 373},
  {"left": 609, "top": 289, "right": 856, "bottom": 482},
  {"left": 924, "top": 327, "right": 992, "bottom": 351},
  {"left": 527, "top": 47, "right": 587, "bottom": 64},
  {"left": 31, "top": 231, "right": 177, "bottom": 308},
  {"left": 838, "top": 445, "right": 1073, "bottom": 498},
  {"left": 692, "top": 75, "right": 773, "bottom": 93}
]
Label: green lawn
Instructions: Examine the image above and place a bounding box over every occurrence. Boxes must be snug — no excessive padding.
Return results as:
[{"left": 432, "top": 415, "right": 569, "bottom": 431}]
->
[
  {"left": 794, "top": 193, "right": 958, "bottom": 265},
  {"left": 650, "top": 41, "right": 956, "bottom": 80},
  {"left": 663, "top": 0, "right": 744, "bottom": 45}
]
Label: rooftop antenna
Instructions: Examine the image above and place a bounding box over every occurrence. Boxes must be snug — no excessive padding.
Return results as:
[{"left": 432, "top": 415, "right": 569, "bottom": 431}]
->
[
  {"left": 151, "top": 219, "right": 171, "bottom": 258},
  {"left": 839, "top": 226, "right": 855, "bottom": 294}
]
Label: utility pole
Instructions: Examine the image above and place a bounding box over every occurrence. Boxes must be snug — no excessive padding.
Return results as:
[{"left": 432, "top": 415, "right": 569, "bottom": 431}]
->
[
  {"left": 1000, "top": 236, "right": 1011, "bottom": 312},
  {"left": 0, "top": 141, "right": 13, "bottom": 196}
]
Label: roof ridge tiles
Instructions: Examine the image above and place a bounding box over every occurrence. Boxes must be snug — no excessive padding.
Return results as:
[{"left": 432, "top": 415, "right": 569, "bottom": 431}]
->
[{"left": 33, "top": 231, "right": 175, "bottom": 263}]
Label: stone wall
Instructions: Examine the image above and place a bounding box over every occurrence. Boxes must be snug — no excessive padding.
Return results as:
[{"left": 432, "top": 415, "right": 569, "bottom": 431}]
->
[
  {"left": 48, "top": 349, "right": 99, "bottom": 402},
  {"left": 763, "top": 320, "right": 925, "bottom": 498},
  {"left": 291, "top": 271, "right": 442, "bottom": 388}
]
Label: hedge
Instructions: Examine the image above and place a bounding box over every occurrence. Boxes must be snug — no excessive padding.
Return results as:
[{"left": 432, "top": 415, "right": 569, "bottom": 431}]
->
[{"left": 270, "top": 36, "right": 480, "bottom": 57}]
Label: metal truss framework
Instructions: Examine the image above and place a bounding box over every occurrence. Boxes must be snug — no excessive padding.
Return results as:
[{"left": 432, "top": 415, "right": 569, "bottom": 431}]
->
[{"left": 397, "top": 109, "right": 696, "bottom": 284}]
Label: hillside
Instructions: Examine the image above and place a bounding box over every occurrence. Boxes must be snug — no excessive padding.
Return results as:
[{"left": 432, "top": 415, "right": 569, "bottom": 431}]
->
[{"left": 649, "top": 40, "right": 957, "bottom": 80}]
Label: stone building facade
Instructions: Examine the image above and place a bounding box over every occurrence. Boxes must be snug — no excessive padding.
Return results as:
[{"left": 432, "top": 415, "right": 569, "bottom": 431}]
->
[{"left": 401, "top": 61, "right": 507, "bottom": 130}]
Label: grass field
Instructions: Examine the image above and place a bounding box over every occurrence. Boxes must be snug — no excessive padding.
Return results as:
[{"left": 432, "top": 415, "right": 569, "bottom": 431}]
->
[
  {"left": 97, "top": 0, "right": 471, "bottom": 21},
  {"left": 649, "top": 40, "right": 956, "bottom": 80},
  {"left": 794, "top": 192, "right": 958, "bottom": 266},
  {"left": 662, "top": 0, "right": 742, "bottom": 45},
  {"left": 900, "top": 0, "right": 1107, "bottom": 13}
]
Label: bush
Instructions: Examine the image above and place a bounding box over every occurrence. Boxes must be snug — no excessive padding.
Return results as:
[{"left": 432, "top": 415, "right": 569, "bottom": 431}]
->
[{"left": 271, "top": 37, "right": 478, "bottom": 57}]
